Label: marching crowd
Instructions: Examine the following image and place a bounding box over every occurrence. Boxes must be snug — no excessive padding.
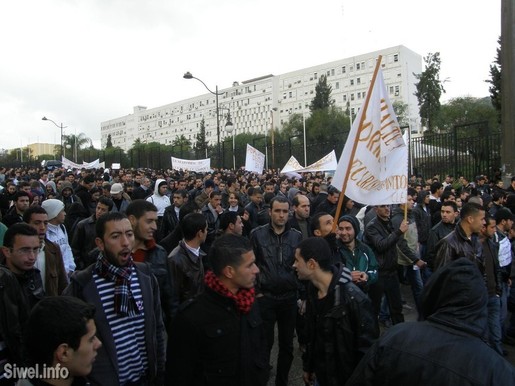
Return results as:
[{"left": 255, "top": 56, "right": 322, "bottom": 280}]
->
[{"left": 0, "top": 165, "right": 514, "bottom": 385}]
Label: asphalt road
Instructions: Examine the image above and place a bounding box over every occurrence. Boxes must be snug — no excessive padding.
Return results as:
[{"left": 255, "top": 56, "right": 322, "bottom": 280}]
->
[{"left": 267, "top": 282, "right": 515, "bottom": 386}]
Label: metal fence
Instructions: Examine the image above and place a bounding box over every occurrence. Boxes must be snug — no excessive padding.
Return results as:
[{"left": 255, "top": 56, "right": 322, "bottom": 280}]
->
[
  {"left": 1, "top": 122, "right": 501, "bottom": 179},
  {"left": 410, "top": 121, "right": 501, "bottom": 180}
]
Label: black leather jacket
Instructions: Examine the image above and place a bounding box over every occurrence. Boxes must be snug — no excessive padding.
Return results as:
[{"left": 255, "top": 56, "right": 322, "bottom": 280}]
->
[
  {"left": 250, "top": 223, "right": 302, "bottom": 297},
  {"left": 426, "top": 221, "right": 455, "bottom": 269},
  {"left": 303, "top": 264, "right": 378, "bottom": 385},
  {"left": 0, "top": 266, "right": 30, "bottom": 367},
  {"left": 168, "top": 240, "right": 207, "bottom": 318},
  {"left": 363, "top": 216, "right": 404, "bottom": 275},
  {"left": 434, "top": 224, "right": 484, "bottom": 274}
]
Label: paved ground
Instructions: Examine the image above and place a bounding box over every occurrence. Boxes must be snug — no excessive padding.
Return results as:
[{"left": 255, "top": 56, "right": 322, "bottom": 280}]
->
[{"left": 267, "top": 283, "right": 515, "bottom": 386}]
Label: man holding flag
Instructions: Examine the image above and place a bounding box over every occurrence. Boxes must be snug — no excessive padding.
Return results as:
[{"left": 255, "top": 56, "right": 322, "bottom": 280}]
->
[{"left": 330, "top": 56, "right": 410, "bottom": 325}]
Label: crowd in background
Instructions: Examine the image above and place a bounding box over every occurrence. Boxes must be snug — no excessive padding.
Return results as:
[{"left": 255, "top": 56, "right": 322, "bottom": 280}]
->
[{"left": 0, "top": 164, "right": 515, "bottom": 385}]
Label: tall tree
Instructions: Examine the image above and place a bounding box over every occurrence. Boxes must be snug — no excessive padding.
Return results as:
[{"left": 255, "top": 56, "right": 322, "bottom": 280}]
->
[
  {"left": 414, "top": 52, "right": 446, "bottom": 132},
  {"left": 194, "top": 118, "right": 209, "bottom": 158},
  {"left": 486, "top": 37, "right": 501, "bottom": 123},
  {"left": 310, "top": 74, "right": 333, "bottom": 111}
]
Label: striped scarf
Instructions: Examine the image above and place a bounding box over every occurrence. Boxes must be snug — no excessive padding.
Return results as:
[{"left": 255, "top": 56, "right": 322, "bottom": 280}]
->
[{"left": 95, "top": 253, "right": 139, "bottom": 316}]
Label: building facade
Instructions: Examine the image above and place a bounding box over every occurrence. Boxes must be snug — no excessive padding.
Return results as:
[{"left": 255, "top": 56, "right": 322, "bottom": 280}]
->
[{"left": 101, "top": 45, "right": 422, "bottom": 152}]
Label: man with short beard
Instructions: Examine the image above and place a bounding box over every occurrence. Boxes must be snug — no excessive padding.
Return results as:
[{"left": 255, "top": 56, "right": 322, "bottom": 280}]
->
[
  {"left": 426, "top": 201, "right": 459, "bottom": 271},
  {"left": 63, "top": 212, "right": 165, "bottom": 386},
  {"left": 23, "top": 206, "right": 67, "bottom": 296},
  {"left": 71, "top": 197, "right": 114, "bottom": 269},
  {"left": 2, "top": 191, "right": 30, "bottom": 228},
  {"left": 434, "top": 202, "right": 485, "bottom": 273},
  {"left": 126, "top": 199, "right": 174, "bottom": 333}
]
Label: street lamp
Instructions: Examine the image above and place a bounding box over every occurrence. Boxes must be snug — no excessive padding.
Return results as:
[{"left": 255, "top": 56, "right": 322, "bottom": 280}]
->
[
  {"left": 223, "top": 111, "right": 235, "bottom": 169},
  {"left": 183, "top": 71, "right": 224, "bottom": 168},
  {"left": 42, "top": 117, "right": 67, "bottom": 160}
]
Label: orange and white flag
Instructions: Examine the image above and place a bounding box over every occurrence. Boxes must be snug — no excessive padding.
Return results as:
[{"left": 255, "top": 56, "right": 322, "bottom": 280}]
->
[{"left": 331, "top": 65, "right": 408, "bottom": 205}]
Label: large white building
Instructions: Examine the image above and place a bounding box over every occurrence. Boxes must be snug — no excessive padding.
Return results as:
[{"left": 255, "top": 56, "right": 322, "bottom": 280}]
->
[{"left": 101, "top": 45, "right": 422, "bottom": 152}]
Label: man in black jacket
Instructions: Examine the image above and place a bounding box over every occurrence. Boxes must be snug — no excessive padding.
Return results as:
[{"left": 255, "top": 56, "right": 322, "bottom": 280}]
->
[
  {"left": 363, "top": 205, "right": 408, "bottom": 325},
  {"left": 346, "top": 258, "right": 515, "bottom": 385},
  {"left": 250, "top": 196, "right": 303, "bottom": 386},
  {"left": 167, "top": 235, "right": 267, "bottom": 386},
  {"left": 293, "top": 237, "right": 378, "bottom": 386},
  {"left": 126, "top": 199, "right": 175, "bottom": 334},
  {"left": 426, "top": 200, "right": 458, "bottom": 270},
  {"left": 434, "top": 202, "right": 485, "bottom": 273}
]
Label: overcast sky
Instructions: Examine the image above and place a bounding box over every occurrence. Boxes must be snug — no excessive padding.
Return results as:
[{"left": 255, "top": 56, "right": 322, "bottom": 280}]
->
[{"left": 0, "top": 0, "right": 500, "bottom": 150}]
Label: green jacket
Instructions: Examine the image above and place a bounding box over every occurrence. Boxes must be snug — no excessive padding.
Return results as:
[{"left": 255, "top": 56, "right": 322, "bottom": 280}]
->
[{"left": 338, "top": 239, "right": 379, "bottom": 291}]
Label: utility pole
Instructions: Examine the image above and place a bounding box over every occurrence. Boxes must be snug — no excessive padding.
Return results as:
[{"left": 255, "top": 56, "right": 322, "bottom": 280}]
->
[{"left": 501, "top": 0, "right": 515, "bottom": 182}]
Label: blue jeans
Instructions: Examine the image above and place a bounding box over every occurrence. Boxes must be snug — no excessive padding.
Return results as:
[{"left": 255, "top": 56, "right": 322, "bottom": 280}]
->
[
  {"left": 369, "top": 273, "right": 404, "bottom": 325},
  {"left": 258, "top": 295, "right": 297, "bottom": 386},
  {"left": 487, "top": 295, "right": 503, "bottom": 355},
  {"left": 404, "top": 265, "right": 424, "bottom": 318},
  {"left": 500, "top": 281, "right": 509, "bottom": 337}
]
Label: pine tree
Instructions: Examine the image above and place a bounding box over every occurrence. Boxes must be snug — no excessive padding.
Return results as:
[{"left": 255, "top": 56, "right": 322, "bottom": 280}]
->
[
  {"left": 310, "top": 74, "right": 333, "bottom": 111},
  {"left": 414, "top": 52, "right": 446, "bottom": 132}
]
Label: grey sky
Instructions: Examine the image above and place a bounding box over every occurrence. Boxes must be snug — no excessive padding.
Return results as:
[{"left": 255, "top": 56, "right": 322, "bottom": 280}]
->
[{"left": 0, "top": 0, "right": 500, "bottom": 150}]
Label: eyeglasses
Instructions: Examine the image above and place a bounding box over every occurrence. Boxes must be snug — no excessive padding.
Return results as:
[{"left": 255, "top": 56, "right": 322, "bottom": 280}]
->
[{"left": 10, "top": 247, "right": 41, "bottom": 256}]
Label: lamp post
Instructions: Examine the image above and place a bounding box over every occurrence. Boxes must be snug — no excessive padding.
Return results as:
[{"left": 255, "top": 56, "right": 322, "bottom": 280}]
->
[
  {"left": 183, "top": 71, "right": 224, "bottom": 168},
  {"left": 42, "top": 117, "right": 67, "bottom": 160},
  {"left": 218, "top": 107, "right": 234, "bottom": 169}
]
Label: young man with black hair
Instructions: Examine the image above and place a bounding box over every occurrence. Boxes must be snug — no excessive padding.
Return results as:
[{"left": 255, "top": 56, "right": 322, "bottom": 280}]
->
[
  {"left": 71, "top": 197, "right": 113, "bottom": 270},
  {"left": 426, "top": 201, "right": 459, "bottom": 270},
  {"left": 1, "top": 223, "right": 45, "bottom": 310},
  {"left": 250, "top": 196, "right": 302, "bottom": 386},
  {"left": 434, "top": 202, "right": 485, "bottom": 273},
  {"left": 18, "top": 296, "right": 102, "bottom": 386},
  {"left": 167, "top": 212, "right": 208, "bottom": 319},
  {"left": 2, "top": 191, "right": 30, "bottom": 228},
  {"left": 293, "top": 237, "right": 378, "bottom": 386},
  {"left": 126, "top": 199, "right": 175, "bottom": 333},
  {"left": 23, "top": 206, "right": 68, "bottom": 296},
  {"left": 201, "top": 191, "right": 224, "bottom": 253},
  {"left": 63, "top": 212, "right": 165, "bottom": 386},
  {"left": 161, "top": 189, "right": 187, "bottom": 237},
  {"left": 167, "top": 234, "right": 266, "bottom": 386},
  {"left": 219, "top": 211, "right": 244, "bottom": 236}
]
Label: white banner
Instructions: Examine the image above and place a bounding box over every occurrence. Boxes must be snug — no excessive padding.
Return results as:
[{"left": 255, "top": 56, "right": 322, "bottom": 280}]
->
[
  {"left": 171, "top": 157, "right": 211, "bottom": 172},
  {"left": 331, "top": 65, "right": 408, "bottom": 205},
  {"left": 62, "top": 156, "right": 101, "bottom": 170},
  {"left": 244, "top": 144, "right": 265, "bottom": 174},
  {"left": 296, "top": 150, "right": 338, "bottom": 173},
  {"left": 280, "top": 156, "right": 304, "bottom": 174},
  {"left": 83, "top": 159, "right": 100, "bottom": 169},
  {"left": 61, "top": 156, "right": 83, "bottom": 170}
]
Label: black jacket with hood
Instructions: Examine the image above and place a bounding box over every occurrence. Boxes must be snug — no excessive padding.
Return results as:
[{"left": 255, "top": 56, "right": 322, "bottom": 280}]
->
[{"left": 346, "top": 258, "right": 515, "bottom": 386}]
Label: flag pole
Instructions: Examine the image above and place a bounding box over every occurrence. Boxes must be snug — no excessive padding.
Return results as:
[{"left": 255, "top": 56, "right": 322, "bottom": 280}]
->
[{"left": 332, "top": 55, "right": 383, "bottom": 230}]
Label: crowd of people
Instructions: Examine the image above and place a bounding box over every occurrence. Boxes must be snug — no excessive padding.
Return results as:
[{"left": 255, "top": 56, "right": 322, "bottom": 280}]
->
[{"left": 0, "top": 164, "right": 514, "bottom": 385}]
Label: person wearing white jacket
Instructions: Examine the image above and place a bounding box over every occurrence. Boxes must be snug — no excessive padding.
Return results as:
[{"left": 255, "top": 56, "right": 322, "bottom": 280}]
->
[
  {"left": 146, "top": 179, "right": 171, "bottom": 241},
  {"left": 42, "top": 199, "right": 76, "bottom": 275}
]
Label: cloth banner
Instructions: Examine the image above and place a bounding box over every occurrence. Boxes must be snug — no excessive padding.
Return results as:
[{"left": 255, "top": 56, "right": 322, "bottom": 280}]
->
[
  {"left": 83, "top": 159, "right": 100, "bottom": 169},
  {"left": 296, "top": 150, "right": 338, "bottom": 173},
  {"left": 331, "top": 65, "right": 408, "bottom": 205},
  {"left": 171, "top": 157, "right": 211, "bottom": 172},
  {"left": 61, "top": 156, "right": 83, "bottom": 170},
  {"left": 280, "top": 156, "right": 304, "bottom": 174},
  {"left": 244, "top": 144, "right": 265, "bottom": 174}
]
